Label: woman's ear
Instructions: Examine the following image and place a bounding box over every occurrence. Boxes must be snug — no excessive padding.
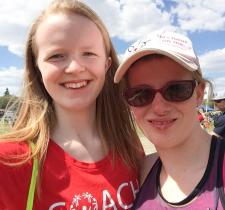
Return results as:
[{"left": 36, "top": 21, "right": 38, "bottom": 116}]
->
[
  {"left": 196, "top": 82, "right": 205, "bottom": 106},
  {"left": 105, "top": 57, "right": 112, "bottom": 72}
]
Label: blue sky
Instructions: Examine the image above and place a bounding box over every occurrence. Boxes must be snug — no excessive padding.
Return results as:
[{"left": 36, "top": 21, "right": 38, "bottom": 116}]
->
[{"left": 0, "top": 0, "right": 225, "bottom": 96}]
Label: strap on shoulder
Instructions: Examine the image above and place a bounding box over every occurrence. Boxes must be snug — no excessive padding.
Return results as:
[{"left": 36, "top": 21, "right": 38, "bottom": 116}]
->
[{"left": 26, "top": 142, "right": 38, "bottom": 210}]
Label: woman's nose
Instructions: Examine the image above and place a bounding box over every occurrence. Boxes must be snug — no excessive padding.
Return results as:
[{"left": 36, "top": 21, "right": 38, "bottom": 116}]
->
[{"left": 151, "top": 92, "right": 171, "bottom": 115}]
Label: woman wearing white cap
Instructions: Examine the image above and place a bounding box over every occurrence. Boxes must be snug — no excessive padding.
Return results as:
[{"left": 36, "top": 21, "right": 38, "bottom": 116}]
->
[{"left": 114, "top": 30, "right": 225, "bottom": 209}]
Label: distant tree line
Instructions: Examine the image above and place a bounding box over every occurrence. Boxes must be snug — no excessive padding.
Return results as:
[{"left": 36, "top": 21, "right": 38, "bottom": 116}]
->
[{"left": 0, "top": 88, "right": 18, "bottom": 110}]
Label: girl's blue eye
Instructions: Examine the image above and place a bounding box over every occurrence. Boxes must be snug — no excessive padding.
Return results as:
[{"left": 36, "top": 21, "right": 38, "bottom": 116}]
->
[
  {"left": 48, "top": 54, "right": 65, "bottom": 61},
  {"left": 51, "top": 54, "right": 64, "bottom": 59},
  {"left": 83, "top": 52, "right": 96, "bottom": 56}
]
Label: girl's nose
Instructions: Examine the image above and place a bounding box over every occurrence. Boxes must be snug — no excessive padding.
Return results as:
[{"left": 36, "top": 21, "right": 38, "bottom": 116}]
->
[
  {"left": 151, "top": 92, "right": 171, "bottom": 115},
  {"left": 65, "top": 57, "right": 85, "bottom": 73}
]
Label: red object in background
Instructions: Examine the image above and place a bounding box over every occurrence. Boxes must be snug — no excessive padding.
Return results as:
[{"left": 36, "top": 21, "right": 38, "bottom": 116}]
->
[{"left": 198, "top": 113, "right": 204, "bottom": 122}]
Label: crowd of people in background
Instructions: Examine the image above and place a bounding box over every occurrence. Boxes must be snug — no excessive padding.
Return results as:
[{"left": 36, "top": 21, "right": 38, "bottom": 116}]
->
[
  {"left": 197, "top": 90, "right": 225, "bottom": 139},
  {"left": 211, "top": 90, "right": 225, "bottom": 138}
]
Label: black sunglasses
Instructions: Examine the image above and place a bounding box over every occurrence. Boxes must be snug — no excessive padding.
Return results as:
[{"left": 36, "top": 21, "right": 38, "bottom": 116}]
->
[{"left": 123, "top": 80, "right": 197, "bottom": 107}]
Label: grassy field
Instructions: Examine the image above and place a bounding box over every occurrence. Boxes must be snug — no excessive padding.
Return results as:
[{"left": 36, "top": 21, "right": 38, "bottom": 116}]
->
[{"left": 0, "top": 122, "right": 10, "bottom": 134}]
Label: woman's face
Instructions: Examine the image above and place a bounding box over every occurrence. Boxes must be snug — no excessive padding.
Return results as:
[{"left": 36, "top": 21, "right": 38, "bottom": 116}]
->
[
  {"left": 127, "top": 56, "right": 204, "bottom": 149},
  {"left": 215, "top": 99, "right": 225, "bottom": 112},
  {"left": 35, "top": 13, "right": 111, "bottom": 112}
]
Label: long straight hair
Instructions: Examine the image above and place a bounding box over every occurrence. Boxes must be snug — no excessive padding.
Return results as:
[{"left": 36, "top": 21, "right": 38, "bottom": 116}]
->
[{"left": 0, "top": 0, "right": 143, "bottom": 173}]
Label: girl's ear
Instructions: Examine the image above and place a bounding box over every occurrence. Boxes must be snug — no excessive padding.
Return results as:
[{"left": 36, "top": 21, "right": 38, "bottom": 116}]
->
[
  {"left": 196, "top": 82, "right": 205, "bottom": 106},
  {"left": 105, "top": 57, "right": 112, "bottom": 72}
]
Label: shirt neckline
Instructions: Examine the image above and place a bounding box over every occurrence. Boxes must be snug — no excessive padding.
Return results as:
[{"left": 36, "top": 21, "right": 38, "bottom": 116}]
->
[
  {"left": 49, "top": 139, "right": 112, "bottom": 170},
  {"left": 156, "top": 136, "right": 216, "bottom": 206}
]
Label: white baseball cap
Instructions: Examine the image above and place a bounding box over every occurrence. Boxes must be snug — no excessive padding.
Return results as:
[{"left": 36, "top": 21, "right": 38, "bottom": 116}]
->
[
  {"left": 212, "top": 90, "right": 225, "bottom": 101},
  {"left": 114, "top": 30, "right": 202, "bottom": 83}
]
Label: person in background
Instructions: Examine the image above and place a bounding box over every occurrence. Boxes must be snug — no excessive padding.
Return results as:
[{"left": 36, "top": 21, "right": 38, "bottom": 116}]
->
[
  {"left": 114, "top": 30, "right": 225, "bottom": 209},
  {"left": 0, "top": 0, "right": 143, "bottom": 209},
  {"left": 212, "top": 90, "right": 225, "bottom": 138},
  {"left": 197, "top": 109, "right": 205, "bottom": 123}
]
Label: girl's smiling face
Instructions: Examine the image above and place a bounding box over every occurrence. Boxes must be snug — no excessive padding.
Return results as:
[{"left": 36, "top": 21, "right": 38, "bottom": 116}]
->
[
  {"left": 36, "top": 13, "right": 111, "bottom": 112},
  {"left": 127, "top": 56, "right": 204, "bottom": 149}
]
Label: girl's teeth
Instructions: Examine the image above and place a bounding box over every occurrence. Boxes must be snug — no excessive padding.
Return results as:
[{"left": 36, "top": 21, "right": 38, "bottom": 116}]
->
[
  {"left": 64, "top": 81, "right": 87, "bottom": 89},
  {"left": 153, "top": 120, "right": 172, "bottom": 125}
]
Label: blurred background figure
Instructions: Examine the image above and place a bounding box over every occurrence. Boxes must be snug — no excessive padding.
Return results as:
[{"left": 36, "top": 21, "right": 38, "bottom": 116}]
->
[
  {"left": 212, "top": 90, "right": 225, "bottom": 138},
  {"left": 197, "top": 104, "right": 215, "bottom": 132},
  {"left": 197, "top": 108, "right": 208, "bottom": 129},
  {"left": 198, "top": 108, "right": 205, "bottom": 124}
]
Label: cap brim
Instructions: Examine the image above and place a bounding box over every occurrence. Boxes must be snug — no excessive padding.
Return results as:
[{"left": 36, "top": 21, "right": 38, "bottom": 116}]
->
[
  {"left": 114, "top": 48, "right": 199, "bottom": 83},
  {"left": 212, "top": 97, "right": 225, "bottom": 101}
]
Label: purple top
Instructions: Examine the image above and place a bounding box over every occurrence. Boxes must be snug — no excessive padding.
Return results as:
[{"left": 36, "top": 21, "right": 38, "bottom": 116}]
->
[{"left": 133, "top": 136, "right": 224, "bottom": 209}]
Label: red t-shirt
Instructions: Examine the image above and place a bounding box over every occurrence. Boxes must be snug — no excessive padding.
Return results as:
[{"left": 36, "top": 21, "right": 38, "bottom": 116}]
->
[{"left": 0, "top": 140, "right": 139, "bottom": 210}]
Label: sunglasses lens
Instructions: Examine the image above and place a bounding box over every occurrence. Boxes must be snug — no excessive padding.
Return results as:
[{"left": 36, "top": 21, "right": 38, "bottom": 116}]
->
[
  {"left": 164, "top": 81, "right": 195, "bottom": 102},
  {"left": 124, "top": 80, "right": 196, "bottom": 107},
  {"left": 124, "top": 86, "right": 154, "bottom": 107}
]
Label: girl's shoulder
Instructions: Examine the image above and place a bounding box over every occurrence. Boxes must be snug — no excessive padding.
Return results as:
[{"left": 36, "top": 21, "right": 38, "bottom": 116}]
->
[{"left": 0, "top": 141, "right": 29, "bottom": 161}]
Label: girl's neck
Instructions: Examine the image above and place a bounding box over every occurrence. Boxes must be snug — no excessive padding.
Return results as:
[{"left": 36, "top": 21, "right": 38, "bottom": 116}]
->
[
  {"left": 157, "top": 129, "right": 211, "bottom": 174},
  {"left": 52, "top": 104, "right": 97, "bottom": 141},
  {"left": 156, "top": 130, "right": 212, "bottom": 203},
  {"left": 50, "top": 104, "right": 108, "bottom": 163}
]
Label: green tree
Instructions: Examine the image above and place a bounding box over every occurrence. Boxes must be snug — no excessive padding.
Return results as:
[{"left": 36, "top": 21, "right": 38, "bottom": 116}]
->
[
  {"left": 0, "top": 95, "right": 18, "bottom": 110},
  {"left": 0, "top": 96, "right": 10, "bottom": 109},
  {"left": 4, "top": 88, "right": 10, "bottom": 96}
]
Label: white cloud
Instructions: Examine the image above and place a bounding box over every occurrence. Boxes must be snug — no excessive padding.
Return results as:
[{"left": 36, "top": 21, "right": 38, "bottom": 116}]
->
[
  {"left": 1, "top": 0, "right": 225, "bottom": 54},
  {"left": 210, "top": 77, "right": 225, "bottom": 93},
  {"left": 82, "top": 0, "right": 174, "bottom": 41},
  {"left": 0, "top": 67, "right": 23, "bottom": 96},
  {"left": 171, "top": 0, "right": 225, "bottom": 32},
  {"left": 83, "top": 0, "right": 121, "bottom": 37},
  {"left": 116, "top": 0, "right": 173, "bottom": 41},
  {"left": 0, "top": 0, "right": 51, "bottom": 56},
  {"left": 199, "top": 48, "right": 225, "bottom": 94},
  {"left": 200, "top": 48, "right": 225, "bottom": 74}
]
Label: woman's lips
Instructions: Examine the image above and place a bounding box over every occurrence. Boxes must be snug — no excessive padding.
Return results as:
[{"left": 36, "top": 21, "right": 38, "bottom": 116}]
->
[{"left": 148, "top": 118, "right": 176, "bottom": 130}]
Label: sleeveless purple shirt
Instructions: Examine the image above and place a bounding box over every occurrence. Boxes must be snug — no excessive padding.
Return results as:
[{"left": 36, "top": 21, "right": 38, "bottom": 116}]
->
[{"left": 133, "top": 136, "right": 224, "bottom": 210}]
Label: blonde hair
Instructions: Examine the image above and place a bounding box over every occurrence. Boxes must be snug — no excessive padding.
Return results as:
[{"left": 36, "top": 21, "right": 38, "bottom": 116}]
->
[{"left": 0, "top": 0, "right": 143, "bottom": 174}]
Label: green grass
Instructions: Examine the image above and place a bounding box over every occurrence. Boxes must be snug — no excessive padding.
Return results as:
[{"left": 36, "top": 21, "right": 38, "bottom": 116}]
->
[{"left": 0, "top": 122, "right": 10, "bottom": 134}]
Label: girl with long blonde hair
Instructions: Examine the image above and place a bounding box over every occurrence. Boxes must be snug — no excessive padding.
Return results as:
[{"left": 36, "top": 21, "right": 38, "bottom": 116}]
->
[{"left": 0, "top": 1, "right": 143, "bottom": 209}]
